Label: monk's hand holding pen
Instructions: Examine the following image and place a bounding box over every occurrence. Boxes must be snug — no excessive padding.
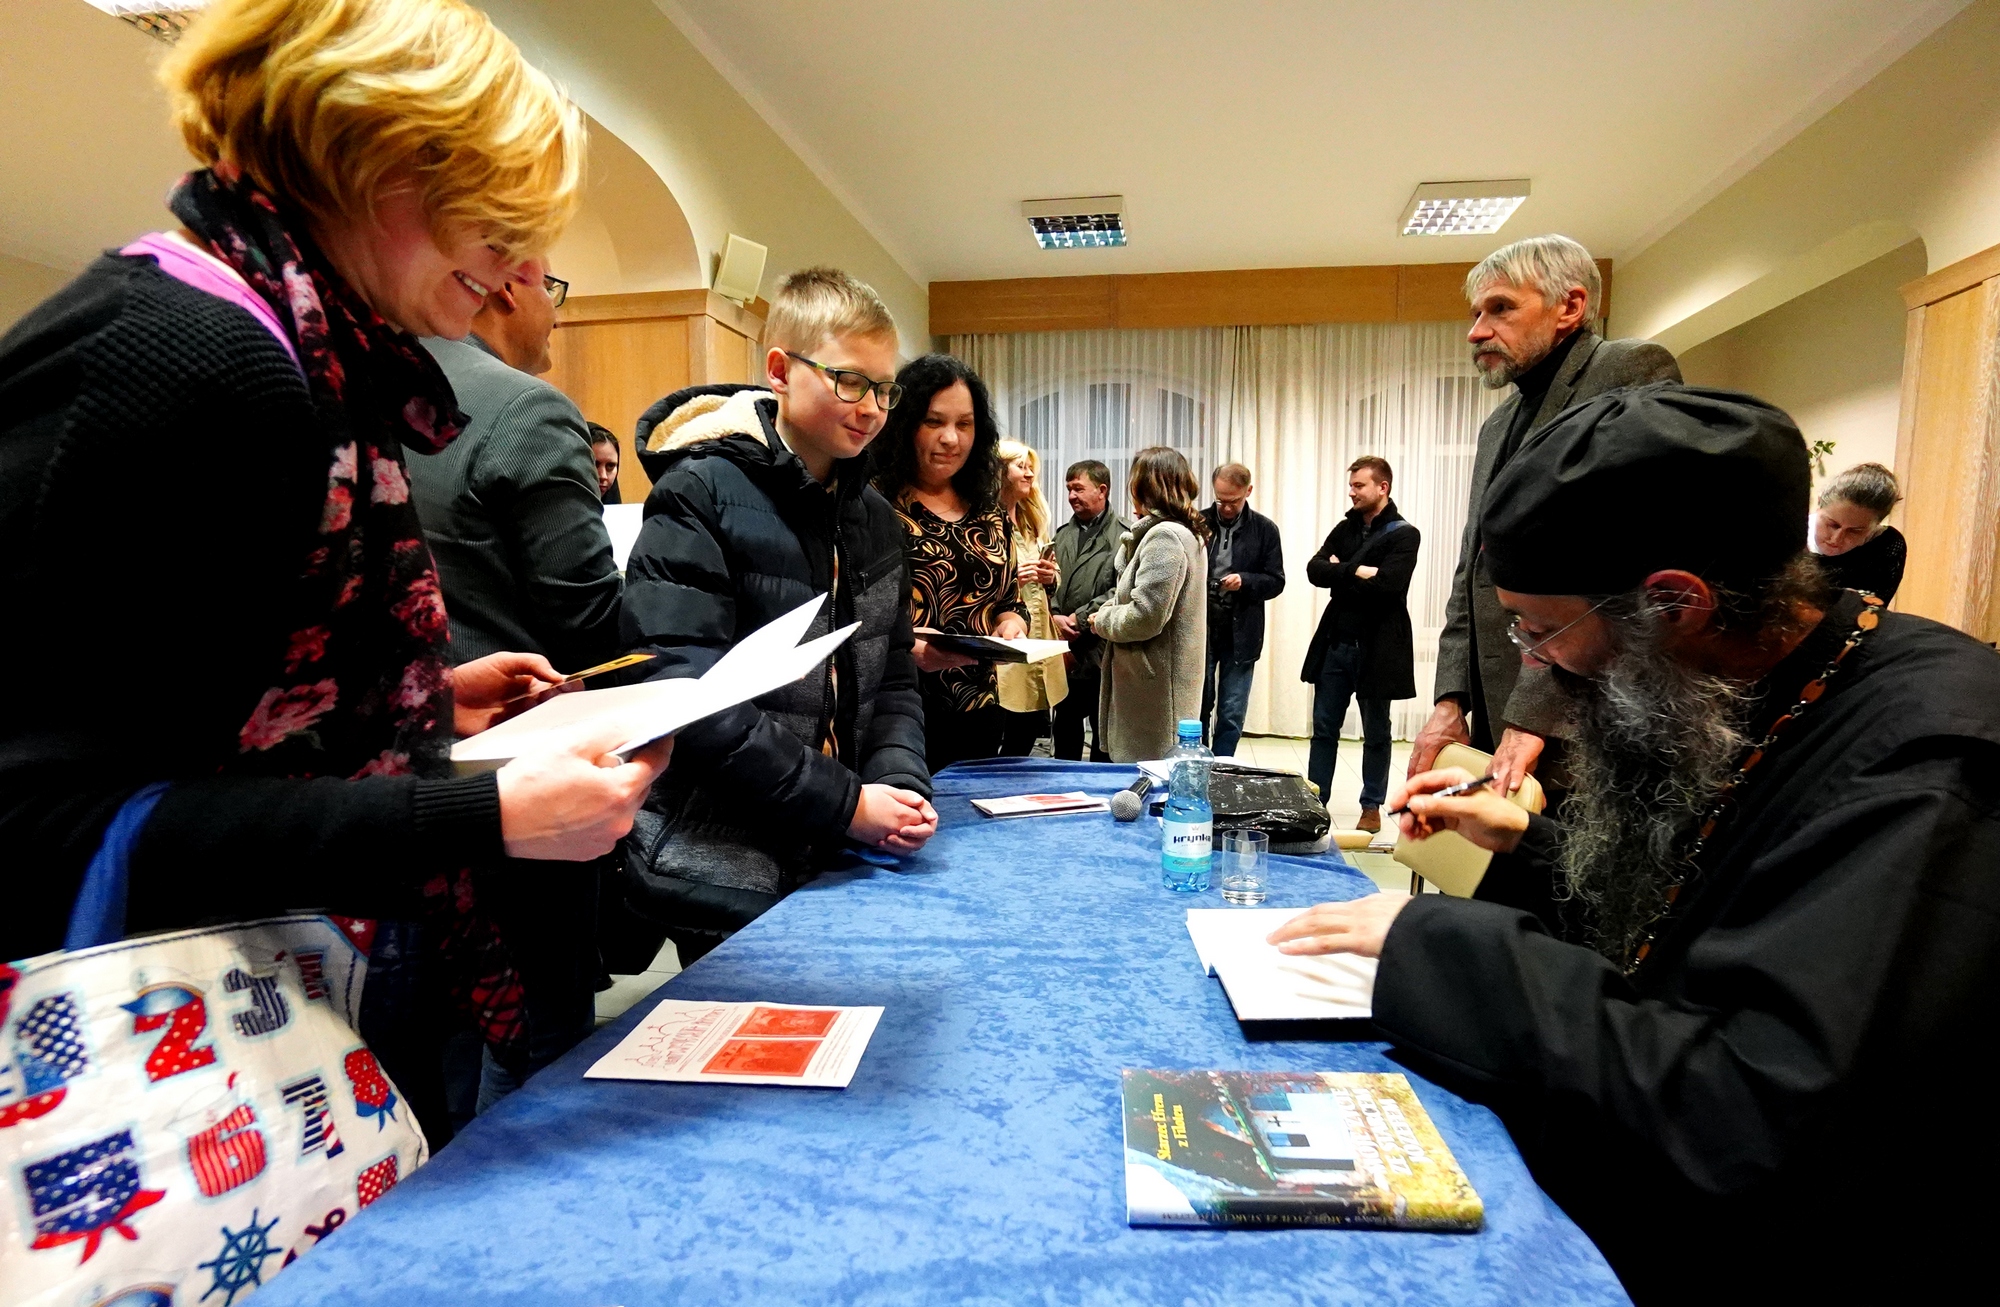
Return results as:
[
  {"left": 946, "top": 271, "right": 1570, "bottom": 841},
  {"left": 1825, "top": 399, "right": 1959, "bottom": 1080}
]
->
[{"left": 1389, "top": 767, "right": 1530, "bottom": 852}]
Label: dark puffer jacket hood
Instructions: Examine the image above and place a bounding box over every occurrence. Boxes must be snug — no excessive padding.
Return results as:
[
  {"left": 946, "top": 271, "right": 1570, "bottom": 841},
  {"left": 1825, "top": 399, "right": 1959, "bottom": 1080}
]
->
[{"left": 635, "top": 383, "right": 873, "bottom": 506}]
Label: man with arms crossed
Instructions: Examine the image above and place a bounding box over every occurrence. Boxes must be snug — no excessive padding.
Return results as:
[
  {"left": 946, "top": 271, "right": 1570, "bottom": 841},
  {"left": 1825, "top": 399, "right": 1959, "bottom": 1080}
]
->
[
  {"left": 1050, "top": 460, "right": 1127, "bottom": 761},
  {"left": 1199, "top": 463, "right": 1284, "bottom": 757},
  {"left": 1300, "top": 456, "right": 1418, "bottom": 829},
  {"left": 1412, "top": 234, "right": 1679, "bottom": 795},
  {"left": 1271, "top": 385, "right": 2000, "bottom": 1301}
]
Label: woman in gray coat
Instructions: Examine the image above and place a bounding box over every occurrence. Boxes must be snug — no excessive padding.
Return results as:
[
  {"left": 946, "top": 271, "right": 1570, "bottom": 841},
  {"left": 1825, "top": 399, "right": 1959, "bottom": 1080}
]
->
[{"left": 1090, "top": 447, "right": 1210, "bottom": 762}]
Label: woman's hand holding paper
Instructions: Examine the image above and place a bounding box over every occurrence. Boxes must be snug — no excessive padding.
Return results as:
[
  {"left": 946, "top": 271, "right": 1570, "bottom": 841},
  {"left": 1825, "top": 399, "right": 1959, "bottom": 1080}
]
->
[{"left": 497, "top": 722, "right": 673, "bottom": 860}]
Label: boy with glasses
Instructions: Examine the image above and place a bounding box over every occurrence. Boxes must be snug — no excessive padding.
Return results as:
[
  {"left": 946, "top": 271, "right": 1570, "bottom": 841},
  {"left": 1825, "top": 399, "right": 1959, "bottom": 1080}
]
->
[{"left": 616, "top": 268, "right": 935, "bottom": 963}]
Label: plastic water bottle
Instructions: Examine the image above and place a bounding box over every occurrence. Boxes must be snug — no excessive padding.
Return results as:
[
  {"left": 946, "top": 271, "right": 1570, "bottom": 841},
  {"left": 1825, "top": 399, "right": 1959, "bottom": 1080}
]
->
[{"left": 1161, "top": 719, "right": 1214, "bottom": 892}]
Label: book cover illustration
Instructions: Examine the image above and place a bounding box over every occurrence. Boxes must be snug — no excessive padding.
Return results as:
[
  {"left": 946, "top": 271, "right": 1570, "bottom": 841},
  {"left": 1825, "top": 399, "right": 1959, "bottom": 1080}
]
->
[{"left": 1121, "top": 1069, "right": 1483, "bottom": 1231}]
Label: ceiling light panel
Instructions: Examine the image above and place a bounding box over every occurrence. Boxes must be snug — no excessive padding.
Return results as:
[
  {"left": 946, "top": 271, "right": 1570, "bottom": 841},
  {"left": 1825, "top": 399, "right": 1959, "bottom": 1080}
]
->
[
  {"left": 1399, "top": 180, "right": 1531, "bottom": 237},
  {"left": 80, "top": 0, "right": 208, "bottom": 43},
  {"left": 1022, "top": 196, "right": 1126, "bottom": 250}
]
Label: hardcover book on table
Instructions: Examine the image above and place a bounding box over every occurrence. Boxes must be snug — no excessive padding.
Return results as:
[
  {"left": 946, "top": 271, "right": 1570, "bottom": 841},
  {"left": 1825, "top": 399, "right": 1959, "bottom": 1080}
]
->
[{"left": 1121, "top": 1069, "right": 1482, "bottom": 1230}]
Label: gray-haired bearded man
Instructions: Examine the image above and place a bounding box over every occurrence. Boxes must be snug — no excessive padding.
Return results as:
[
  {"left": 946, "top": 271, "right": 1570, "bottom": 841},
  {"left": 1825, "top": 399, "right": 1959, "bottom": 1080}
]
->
[
  {"left": 1412, "top": 234, "right": 1680, "bottom": 797},
  {"left": 1269, "top": 384, "right": 2000, "bottom": 1302}
]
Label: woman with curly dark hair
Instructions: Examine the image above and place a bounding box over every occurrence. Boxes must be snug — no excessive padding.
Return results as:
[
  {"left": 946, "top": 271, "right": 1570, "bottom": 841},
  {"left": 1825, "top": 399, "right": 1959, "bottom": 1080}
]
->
[{"left": 873, "top": 354, "right": 1027, "bottom": 769}]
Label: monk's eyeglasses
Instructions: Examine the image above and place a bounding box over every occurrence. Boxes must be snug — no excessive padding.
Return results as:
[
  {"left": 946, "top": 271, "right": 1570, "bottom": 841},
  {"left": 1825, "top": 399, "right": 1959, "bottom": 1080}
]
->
[{"left": 1507, "top": 595, "right": 1614, "bottom": 663}]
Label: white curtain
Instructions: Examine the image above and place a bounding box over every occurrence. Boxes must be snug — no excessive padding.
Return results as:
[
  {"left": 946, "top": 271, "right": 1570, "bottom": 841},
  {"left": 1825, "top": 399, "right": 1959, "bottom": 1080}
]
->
[{"left": 951, "top": 323, "right": 1500, "bottom": 739}]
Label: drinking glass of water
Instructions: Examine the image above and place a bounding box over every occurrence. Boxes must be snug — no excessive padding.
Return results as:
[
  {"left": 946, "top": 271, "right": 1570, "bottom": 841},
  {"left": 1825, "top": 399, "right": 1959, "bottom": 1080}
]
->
[{"left": 1219, "top": 829, "right": 1269, "bottom": 905}]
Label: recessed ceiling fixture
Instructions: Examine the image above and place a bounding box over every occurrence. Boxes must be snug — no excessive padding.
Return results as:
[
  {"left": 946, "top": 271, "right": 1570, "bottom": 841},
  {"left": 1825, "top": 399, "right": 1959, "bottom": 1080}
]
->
[
  {"left": 1399, "top": 180, "right": 1531, "bottom": 237},
  {"left": 1022, "top": 197, "right": 1126, "bottom": 250},
  {"left": 80, "top": 0, "right": 207, "bottom": 44}
]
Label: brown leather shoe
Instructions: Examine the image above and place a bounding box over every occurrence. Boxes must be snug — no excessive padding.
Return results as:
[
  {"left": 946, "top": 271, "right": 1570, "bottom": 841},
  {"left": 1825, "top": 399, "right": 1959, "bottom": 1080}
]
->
[{"left": 1356, "top": 807, "right": 1382, "bottom": 833}]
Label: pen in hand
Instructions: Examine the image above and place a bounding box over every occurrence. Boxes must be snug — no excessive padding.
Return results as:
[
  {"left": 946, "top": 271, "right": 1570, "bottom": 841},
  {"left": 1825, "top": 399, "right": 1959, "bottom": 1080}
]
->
[{"left": 1386, "top": 773, "right": 1496, "bottom": 817}]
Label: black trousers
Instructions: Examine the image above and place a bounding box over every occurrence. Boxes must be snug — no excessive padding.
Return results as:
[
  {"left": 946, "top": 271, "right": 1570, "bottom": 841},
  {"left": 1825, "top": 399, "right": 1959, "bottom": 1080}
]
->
[
  {"left": 1000, "top": 707, "right": 1047, "bottom": 756},
  {"left": 925, "top": 698, "right": 1005, "bottom": 772},
  {"left": 1053, "top": 666, "right": 1108, "bottom": 761}
]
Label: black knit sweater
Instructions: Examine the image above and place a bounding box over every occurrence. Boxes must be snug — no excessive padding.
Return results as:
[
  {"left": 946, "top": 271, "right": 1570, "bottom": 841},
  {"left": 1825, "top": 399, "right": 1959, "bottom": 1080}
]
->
[{"left": 0, "top": 254, "right": 502, "bottom": 960}]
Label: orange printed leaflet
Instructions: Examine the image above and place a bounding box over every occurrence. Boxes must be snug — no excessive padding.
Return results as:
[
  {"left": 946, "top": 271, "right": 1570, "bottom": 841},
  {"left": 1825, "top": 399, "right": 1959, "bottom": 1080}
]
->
[{"left": 584, "top": 999, "right": 884, "bottom": 1089}]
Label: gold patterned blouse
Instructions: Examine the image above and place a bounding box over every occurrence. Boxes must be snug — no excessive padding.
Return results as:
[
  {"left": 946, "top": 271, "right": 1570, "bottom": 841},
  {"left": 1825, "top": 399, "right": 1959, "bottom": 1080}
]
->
[{"left": 896, "top": 498, "right": 1025, "bottom": 713}]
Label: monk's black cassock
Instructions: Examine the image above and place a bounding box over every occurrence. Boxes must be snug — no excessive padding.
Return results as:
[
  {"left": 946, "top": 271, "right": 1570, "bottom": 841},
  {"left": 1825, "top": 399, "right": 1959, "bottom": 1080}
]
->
[{"left": 1368, "top": 385, "right": 2000, "bottom": 1301}]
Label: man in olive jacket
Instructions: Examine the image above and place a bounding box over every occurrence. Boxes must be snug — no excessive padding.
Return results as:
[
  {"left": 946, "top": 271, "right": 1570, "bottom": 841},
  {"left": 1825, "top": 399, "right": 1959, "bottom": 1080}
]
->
[
  {"left": 1414, "top": 235, "right": 1679, "bottom": 796},
  {"left": 1050, "top": 460, "right": 1127, "bottom": 761}
]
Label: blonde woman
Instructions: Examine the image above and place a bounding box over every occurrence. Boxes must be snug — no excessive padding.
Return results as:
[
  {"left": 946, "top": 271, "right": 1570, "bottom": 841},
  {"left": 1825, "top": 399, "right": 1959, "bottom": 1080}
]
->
[
  {"left": 0, "top": 0, "right": 667, "bottom": 1142},
  {"left": 1089, "top": 447, "right": 1211, "bottom": 762},
  {"left": 996, "top": 440, "right": 1069, "bottom": 754}
]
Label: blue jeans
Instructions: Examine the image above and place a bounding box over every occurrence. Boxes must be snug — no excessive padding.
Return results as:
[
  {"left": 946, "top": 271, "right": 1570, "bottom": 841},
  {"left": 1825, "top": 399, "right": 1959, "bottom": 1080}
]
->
[
  {"left": 1309, "top": 641, "right": 1392, "bottom": 810},
  {"left": 1201, "top": 655, "right": 1257, "bottom": 757}
]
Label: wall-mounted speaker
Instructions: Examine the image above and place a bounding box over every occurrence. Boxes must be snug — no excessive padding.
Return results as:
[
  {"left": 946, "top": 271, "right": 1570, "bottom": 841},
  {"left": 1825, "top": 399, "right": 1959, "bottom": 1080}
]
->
[{"left": 714, "top": 234, "right": 768, "bottom": 305}]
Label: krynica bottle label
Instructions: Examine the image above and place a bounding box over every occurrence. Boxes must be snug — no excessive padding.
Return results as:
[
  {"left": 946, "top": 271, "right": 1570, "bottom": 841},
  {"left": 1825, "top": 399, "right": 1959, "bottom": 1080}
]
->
[{"left": 1162, "top": 820, "right": 1212, "bottom": 861}]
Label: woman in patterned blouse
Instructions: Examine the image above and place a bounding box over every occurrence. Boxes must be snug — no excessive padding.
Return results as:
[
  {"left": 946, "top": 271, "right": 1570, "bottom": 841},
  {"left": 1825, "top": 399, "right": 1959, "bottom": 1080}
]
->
[{"left": 874, "top": 354, "right": 1028, "bottom": 770}]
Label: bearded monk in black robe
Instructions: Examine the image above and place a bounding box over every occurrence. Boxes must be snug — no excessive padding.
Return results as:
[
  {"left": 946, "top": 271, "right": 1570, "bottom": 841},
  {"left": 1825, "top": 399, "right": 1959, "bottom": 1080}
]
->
[{"left": 1270, "top": 384, "right": 2000, "bottom": 1303}]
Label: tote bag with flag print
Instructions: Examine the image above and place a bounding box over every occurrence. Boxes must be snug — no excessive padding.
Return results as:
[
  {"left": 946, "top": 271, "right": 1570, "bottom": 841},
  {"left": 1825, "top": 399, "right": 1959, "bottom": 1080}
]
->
[{"left": 1, "top": 915, "right": 428, "bottom": 1307}]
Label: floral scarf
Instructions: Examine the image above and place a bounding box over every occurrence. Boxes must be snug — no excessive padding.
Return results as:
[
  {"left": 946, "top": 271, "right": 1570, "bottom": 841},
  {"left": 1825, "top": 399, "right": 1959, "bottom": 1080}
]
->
[{"left": 169, "top": 168, "right": 525, "bottom": 1055}]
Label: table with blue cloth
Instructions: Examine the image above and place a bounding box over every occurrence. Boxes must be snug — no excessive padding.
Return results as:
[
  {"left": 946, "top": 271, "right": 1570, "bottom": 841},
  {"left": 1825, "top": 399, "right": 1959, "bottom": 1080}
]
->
[{"left": 257, "top": 758, "right": 1627, "bottom": 1307}]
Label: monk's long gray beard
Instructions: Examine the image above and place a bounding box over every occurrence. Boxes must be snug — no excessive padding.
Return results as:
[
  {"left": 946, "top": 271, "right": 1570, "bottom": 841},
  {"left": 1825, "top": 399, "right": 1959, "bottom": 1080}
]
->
[{"left": 1553, "top": 608, "right": 1754, "bottom": 963}]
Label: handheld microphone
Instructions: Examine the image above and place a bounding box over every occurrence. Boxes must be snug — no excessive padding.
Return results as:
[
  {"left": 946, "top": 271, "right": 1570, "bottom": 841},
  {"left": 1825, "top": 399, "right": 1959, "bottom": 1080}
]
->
[{"left": 1110, "top": 774, "right": 1153, "bottom": 821}]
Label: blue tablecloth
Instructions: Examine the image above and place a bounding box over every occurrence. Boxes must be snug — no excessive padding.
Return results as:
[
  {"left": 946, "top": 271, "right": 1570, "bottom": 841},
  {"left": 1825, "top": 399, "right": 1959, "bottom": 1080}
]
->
[{"left": 257, "top": 758, "right": 1627, "bottom": 1307}]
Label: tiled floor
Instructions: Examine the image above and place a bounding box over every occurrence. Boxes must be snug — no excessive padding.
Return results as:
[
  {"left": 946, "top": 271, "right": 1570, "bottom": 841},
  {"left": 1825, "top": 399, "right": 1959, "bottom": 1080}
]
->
[
  {"left": 592, "top": 732, "right": 1418, "bottom": 1023},
  {"left": 594, "top": 940, "right": 680, "bottom": 1026}
]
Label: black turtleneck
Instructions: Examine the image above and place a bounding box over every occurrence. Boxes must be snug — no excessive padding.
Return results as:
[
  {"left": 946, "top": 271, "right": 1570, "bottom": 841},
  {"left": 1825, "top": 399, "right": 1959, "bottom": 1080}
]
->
[{"left": 1499, "top": 326, "right": 1586, "bottom": 464}]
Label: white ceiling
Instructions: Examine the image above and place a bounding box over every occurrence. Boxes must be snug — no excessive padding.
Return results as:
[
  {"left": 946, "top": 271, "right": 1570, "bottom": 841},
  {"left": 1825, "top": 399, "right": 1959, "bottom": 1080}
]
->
[{"left": 657, "top": 0, "right": 1970, "bottom": 283}]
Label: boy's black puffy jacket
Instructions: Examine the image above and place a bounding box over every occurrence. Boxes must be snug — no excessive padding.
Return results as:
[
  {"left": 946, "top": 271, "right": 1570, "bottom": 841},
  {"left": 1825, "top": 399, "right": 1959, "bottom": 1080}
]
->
[{"left": 622, "top": 384, "right": 929, "bottom": 848}]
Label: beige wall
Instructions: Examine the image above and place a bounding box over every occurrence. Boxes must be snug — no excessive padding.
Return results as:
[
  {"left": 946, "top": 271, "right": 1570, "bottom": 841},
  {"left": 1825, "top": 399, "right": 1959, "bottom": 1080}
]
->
[
  {"left": 478, "top": 0, "right": 928, "bottom": 353},
  {"left": 1614, "top": 0, "right": 2000, "bottom": 355},
  {"left": 1677, "top": 240, "right": 1926, "bottom": 490},
  {"left": 0, "top": 251, "right": 72, "bottom": 336}
]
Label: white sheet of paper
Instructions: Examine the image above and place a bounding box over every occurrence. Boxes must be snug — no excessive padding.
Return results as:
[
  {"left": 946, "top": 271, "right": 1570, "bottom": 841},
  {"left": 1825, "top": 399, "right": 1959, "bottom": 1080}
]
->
[
  {"left": 584, "top": 998, "right": 885, "bottom": 1088},
  {"left": 1186, "top": 908, "right": 1377, "bottom": 1021},
  {"left": 603, "top": 502, "right": 645, "bottom": 571},
  {"left": 994, "top": 637, "right": 1071, "bottom": 663},
  {"left": 450, "top": 595, "right": 857, "bottom": 767}
]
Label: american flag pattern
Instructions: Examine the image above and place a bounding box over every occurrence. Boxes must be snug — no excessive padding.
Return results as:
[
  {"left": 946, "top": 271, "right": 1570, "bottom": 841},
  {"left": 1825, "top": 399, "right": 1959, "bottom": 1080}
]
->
[{"left": 22, "top": 1129, "right": 167, "bottom": 1261}]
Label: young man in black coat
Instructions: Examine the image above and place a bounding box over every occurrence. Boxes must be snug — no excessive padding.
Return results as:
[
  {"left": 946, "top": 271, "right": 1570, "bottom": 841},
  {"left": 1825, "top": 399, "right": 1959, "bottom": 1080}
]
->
[
  {"left": 1199, "top": 463, "right": 1285, "bottom": 756},
  {"left": 619, "top": 269, "right": 934, "bottom": 963},
  {"left": 1270, "top": 385, "right": 2000, "bottom": 1303},
  {"left": 1300, "top": 456, "right": 1420, "bottom": 828}
]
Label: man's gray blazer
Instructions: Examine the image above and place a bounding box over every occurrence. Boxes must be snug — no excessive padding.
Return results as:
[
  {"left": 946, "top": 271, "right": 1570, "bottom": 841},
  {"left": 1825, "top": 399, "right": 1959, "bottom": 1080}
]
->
[
  {"left": 1434, "top": 330, "right": 1681, "bottom": 741},
  {"left": 408, "top": 335, "right": 623, "bottom": 671}
]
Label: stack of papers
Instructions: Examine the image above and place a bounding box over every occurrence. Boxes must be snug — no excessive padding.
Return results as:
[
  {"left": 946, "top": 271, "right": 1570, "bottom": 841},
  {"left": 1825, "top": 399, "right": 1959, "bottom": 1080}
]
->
[
  {"left": 970, "top": 791, "right": 1110, "bottom": 818},
  {"left": 585, "top": 998, "right": 884, "bottom": 1088},
  {"left": 450, "top": 594, "right": 855, "bottom": 769},
  {"left": 1186, "top": 908, "right": 1376, "bottom": 1022}
]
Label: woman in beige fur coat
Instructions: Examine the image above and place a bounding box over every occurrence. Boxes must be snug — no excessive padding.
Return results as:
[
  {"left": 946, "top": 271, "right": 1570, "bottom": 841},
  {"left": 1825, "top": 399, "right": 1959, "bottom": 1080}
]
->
[{"left": 1090, "top": 446, "right": 1210, "bottom": 762}]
